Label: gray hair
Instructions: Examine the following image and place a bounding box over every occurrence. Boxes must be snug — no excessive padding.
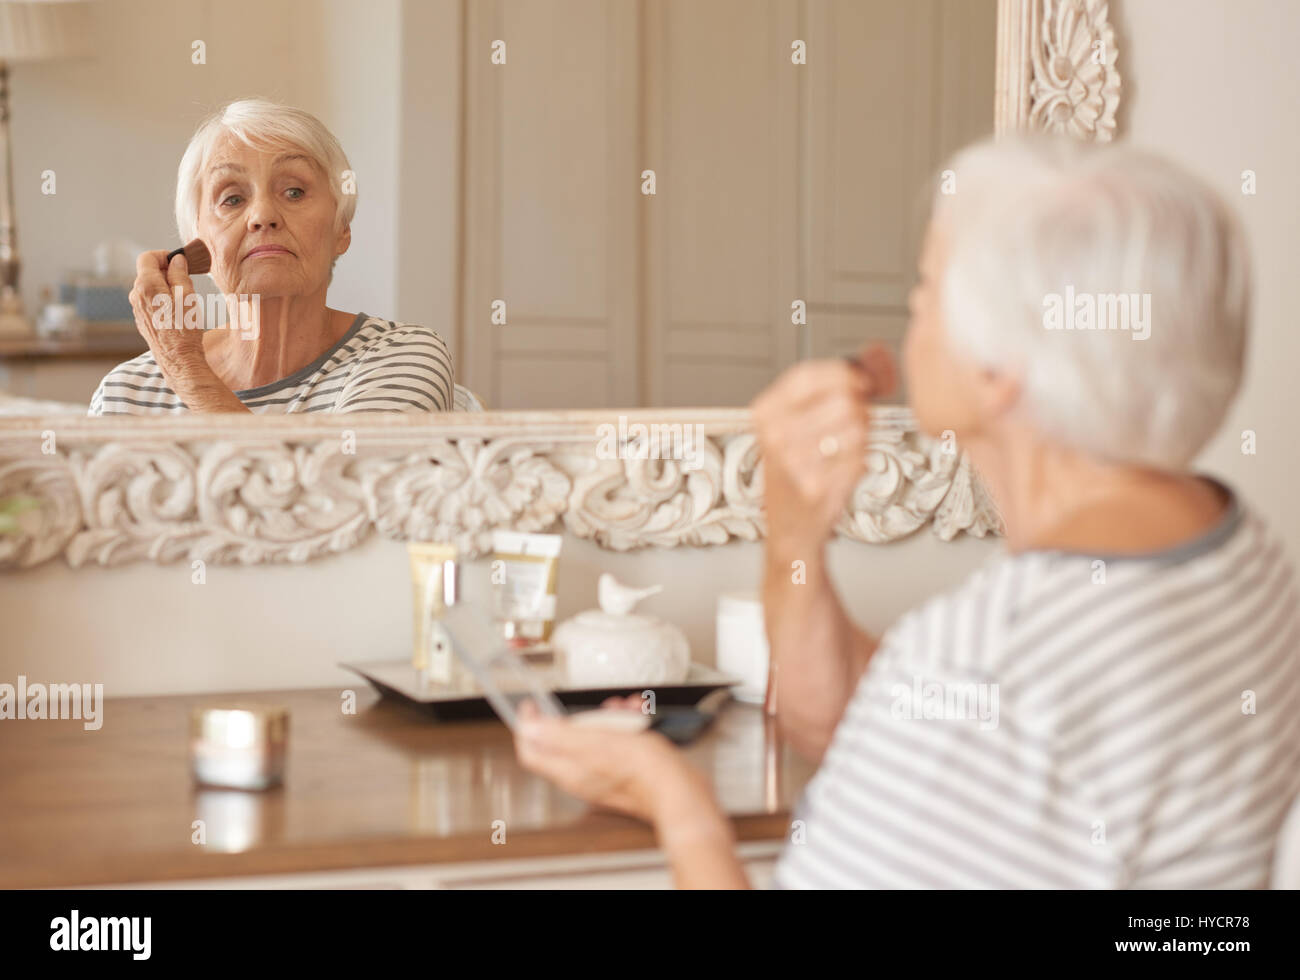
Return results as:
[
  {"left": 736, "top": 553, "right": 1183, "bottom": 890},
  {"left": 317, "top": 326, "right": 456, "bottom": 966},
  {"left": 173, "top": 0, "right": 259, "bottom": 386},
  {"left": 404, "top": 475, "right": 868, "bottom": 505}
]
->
[
  {"left": 931, "top": 134, "right": 1250, "bottom": 470},
  {"left": 174, "top": 98, "right": 356, "bottom": 246}
]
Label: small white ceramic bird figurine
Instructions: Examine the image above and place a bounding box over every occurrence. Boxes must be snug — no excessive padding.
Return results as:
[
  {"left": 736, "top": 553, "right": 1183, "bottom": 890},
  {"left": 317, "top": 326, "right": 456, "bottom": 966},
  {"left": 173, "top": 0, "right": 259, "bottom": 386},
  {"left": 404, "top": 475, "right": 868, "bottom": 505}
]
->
[{"left": 597, "top": 573, "right": 663, "bottom": 615}]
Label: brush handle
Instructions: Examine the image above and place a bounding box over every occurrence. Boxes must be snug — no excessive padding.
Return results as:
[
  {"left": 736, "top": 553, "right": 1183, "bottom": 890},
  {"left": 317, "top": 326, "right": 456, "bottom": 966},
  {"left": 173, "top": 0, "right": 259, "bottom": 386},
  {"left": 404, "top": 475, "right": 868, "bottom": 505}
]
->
[{"left": 164, "top": 238, "right": 212, "bottom": 275}]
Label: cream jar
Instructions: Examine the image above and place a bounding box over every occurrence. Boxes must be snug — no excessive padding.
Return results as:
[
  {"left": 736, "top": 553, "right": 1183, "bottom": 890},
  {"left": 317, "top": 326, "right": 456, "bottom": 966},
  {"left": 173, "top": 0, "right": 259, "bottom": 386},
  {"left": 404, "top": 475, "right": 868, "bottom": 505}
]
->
[
  {"left": 554, "top": 574, "right": 691, "bottom": 688},
  {"left": 190, "top": 705, "right": 288, "bottom": 791}
]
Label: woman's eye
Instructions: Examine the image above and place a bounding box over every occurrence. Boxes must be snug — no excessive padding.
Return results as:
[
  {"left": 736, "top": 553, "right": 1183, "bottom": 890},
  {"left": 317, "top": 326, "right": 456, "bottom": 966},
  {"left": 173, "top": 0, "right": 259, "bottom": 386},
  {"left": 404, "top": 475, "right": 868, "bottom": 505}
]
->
[
  {"left": 286, "top": 187, "right": 304, "bottom": 200},
  {"left": 220, "top": 194, "right": 243, "bottom": 208}
]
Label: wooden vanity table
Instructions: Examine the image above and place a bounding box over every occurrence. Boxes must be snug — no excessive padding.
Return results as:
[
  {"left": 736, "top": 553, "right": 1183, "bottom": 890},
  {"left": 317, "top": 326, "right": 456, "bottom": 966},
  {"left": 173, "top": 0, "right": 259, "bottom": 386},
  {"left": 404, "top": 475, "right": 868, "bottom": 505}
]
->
[{"left": 0, "top": 687, "right": 814, "bottom": 889}]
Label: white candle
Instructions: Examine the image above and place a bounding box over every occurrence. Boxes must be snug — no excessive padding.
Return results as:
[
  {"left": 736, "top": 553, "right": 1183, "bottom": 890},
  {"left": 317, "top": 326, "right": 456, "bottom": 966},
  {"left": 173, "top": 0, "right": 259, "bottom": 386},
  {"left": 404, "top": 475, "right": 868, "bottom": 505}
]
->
[{"left": 715, "top": 592, "right": 769, "bottom": 704}]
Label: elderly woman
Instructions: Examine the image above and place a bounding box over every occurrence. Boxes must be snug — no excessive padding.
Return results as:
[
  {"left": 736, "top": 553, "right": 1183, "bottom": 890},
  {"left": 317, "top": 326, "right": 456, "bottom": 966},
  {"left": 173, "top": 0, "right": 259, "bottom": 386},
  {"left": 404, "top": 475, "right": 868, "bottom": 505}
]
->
[
  {"left": 88, "top": 98, "right": 454, "bottom": 414},
  {"left": 515, "top": 134, "right": 1300, "bottom": 888}
]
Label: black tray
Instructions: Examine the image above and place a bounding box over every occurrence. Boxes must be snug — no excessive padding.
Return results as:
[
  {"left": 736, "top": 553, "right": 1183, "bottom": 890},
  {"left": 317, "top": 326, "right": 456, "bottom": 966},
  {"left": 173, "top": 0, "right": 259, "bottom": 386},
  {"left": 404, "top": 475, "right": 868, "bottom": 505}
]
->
[{"left": 341, "top": 658, "right": 740, "bottom": 722}]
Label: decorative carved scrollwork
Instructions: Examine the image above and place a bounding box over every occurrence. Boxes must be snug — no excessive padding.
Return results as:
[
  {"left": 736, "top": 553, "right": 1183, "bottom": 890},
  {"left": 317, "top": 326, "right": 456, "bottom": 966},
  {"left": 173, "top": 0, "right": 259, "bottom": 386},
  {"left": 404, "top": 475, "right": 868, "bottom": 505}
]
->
[
  {"left": 0, "top": 442, "right": 80, "bottom": 569},
  {"left": 358, "top": 438, "right": 573, "bottom": 557},
  {"left": 1028, "top": 0, "right": 1121, "bottom": 141},
  {"left": 0, "top": 409, "right": 1002, "bottom": 569}
]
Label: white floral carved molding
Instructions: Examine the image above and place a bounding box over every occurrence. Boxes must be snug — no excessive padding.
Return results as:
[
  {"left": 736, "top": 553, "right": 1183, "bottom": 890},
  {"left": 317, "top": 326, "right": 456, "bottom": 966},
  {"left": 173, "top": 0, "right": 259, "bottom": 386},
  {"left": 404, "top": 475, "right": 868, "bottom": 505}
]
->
[
  {"left": 0, "top": 409, "right": 1002, "bottom": 569},
  {"left": 998, "top": 0, "right": 1121, "bottom": 141}
]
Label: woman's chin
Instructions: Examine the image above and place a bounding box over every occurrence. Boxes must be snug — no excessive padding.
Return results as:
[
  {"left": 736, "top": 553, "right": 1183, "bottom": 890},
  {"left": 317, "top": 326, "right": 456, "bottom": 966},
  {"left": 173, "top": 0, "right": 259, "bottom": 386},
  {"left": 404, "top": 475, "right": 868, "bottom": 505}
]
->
[{"left": 234, "top": 271, "right": 307, "bottom": 298}]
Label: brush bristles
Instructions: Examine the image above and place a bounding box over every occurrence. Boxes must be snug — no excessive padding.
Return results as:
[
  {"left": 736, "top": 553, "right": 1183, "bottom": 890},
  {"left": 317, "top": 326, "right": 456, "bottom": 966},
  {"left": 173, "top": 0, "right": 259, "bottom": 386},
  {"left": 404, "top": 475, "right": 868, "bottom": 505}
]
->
[{"left": 166, "top": 238, "right": 212, "bottom": 276}]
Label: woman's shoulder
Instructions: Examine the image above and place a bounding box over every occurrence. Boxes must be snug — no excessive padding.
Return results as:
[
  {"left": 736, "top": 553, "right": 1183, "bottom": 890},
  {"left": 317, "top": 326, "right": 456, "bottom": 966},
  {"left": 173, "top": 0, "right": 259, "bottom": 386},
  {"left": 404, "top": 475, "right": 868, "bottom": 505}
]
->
[
  {"left": 872, "top": 550, "right": 1046, "bottom": 673},
  {"left": 350, "top": 316, "right": 451, "bottom": 354},
  {"left": 90, "top": 350, "right": 165, "bottom": 401},
  {"left": 88, "top": 350, "right": 175, "bottom": 415},
  {"left": 332, "top": 315, "right": 455, "bottom": 412},
  {"left": 102, "top": 349, "right": 164, "bottom": 379}
]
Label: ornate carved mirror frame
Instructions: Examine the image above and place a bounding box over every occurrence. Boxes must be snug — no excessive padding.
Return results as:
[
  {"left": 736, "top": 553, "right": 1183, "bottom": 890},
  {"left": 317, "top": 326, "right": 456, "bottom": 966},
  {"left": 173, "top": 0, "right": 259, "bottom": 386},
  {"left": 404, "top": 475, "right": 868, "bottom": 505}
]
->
[{"left": 0, "top": 0, "right": 1121, "bottom": 570}]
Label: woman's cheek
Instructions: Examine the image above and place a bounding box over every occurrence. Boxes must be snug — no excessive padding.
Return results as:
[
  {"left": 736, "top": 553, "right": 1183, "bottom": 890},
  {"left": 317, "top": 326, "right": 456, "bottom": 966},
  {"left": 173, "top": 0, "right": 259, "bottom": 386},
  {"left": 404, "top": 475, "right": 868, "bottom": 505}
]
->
[
  {"left": 903, "top": 330, "right": 943, "bottom": 437},
  {"left": 901, "top": 323, "right": 925, "bottom": 396}
]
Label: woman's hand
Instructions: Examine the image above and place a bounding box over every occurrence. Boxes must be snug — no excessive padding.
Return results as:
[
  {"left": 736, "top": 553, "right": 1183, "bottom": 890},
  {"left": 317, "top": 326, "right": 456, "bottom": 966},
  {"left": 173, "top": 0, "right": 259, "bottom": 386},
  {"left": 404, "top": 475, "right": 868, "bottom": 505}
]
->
[
  {"left": 129, "top": 249, "right": 207, "bottom": 369},
  {"left": 750, "top": 343, "right": 897, "bottom": 551},
  {"left": 515, "top": 699, "right": 750, "bottom": 888},
  {"left": 514, "top": 698, "right": 698, "bottom": 823},
  {"left": 125, "top": 249, "right": 249, "bottom": 413}
]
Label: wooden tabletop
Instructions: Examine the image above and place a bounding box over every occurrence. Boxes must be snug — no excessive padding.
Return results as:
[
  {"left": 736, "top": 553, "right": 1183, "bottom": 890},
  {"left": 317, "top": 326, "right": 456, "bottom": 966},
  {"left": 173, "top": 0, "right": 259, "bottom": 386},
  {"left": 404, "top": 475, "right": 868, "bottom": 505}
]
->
[{"left": 0, "top": 686, "right": 814, "bottom": 887}]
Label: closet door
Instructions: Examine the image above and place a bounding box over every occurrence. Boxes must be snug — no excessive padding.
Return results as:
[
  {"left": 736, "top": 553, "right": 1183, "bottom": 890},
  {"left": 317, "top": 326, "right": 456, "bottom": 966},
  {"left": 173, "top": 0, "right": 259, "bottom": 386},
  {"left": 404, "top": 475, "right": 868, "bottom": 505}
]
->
[
  {"left": 461, "top": 0, "right": 640, "bottom": 409},
  {"left": 802, "top": 0, "right": 996, "bottom": 370},
  {"left": 457, "top": 0, "right": 994, "bottom": 408},
  {"left": 642, "top": 0, "right": 801, "bottom": 407}
]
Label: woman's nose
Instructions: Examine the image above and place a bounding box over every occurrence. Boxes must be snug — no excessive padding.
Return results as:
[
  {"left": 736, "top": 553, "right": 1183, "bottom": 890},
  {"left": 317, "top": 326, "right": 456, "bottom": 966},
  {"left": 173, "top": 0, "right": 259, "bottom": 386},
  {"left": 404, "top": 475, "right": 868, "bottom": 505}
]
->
[{"left": 246, "top": 196, "right": 282, "bottom": 230}]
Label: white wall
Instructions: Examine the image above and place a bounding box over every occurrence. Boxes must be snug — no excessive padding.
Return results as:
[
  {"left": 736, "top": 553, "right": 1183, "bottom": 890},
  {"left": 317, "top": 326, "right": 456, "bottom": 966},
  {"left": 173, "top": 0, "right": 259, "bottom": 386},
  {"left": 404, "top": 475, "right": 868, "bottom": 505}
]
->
[
  {"left": 0, "top": 529, "right": 997, "bottom": 697},
  {"left": 1114, "top": 0, "right": 1300, "bottom": 559}
]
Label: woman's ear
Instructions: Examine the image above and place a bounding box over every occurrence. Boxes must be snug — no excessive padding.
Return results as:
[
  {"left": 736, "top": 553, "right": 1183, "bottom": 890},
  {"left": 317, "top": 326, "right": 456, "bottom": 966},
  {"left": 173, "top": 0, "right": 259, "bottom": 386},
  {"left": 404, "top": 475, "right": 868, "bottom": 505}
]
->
[
  {"left": 976, "top": 365, "right": 1022, "bottom": 419},
  {"left": 335, "top": 223, "right": 352, "bottom": 259}
]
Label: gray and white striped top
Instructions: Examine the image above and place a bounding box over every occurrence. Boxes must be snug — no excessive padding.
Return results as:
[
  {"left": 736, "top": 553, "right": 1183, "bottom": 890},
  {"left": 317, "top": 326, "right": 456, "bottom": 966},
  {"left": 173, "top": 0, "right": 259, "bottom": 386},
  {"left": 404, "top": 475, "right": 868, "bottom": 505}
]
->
[
  {"left": 87, "top": 313, "right": 454, "bottom": 415},
  {"left": 773, "top": 485, "right": 1300, "bottom": 888}
]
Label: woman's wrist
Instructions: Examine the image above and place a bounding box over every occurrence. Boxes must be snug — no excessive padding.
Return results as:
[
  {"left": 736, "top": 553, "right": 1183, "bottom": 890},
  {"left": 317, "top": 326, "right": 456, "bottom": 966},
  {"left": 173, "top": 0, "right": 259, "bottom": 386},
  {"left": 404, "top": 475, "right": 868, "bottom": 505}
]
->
[
  {"left": 159, "top": 346, "right": 211, "bottom": 375},
  {"left": 158, "top": 352, "right": 248, "bottom": 413},
  {"left": 638, "top": 739, "right": 730, "bottom": 838},
  {"left": 646, "top": 756, "right": 742, "bottom": 888},
  {"left": 152, "top": 347, "right": 210, "bottom": 389},
  {"left": 655, "top": 797, "right": 734, "bottom": 854},
  {"left": 167, "top": 356, "right": 220, "bottom": 401},
  {"left": 765, "top": 529, "right": 828, "bottom": 568}
]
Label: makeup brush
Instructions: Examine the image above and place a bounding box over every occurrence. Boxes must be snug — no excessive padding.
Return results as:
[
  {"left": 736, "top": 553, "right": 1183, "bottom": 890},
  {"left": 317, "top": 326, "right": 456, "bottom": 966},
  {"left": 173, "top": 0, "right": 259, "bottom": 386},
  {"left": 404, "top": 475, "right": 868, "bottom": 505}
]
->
[
  {"left": 164, "top": 238, "right": 212, "bottom": 275},
  {"left": 843, "top": 345, "right": 898, "bottom": 399}
]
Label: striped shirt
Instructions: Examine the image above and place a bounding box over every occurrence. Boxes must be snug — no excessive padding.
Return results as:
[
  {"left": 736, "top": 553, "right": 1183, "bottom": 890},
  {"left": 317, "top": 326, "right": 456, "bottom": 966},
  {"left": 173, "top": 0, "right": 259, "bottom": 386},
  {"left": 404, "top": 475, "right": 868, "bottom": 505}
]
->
[
  {"left": 773, "top": 484, "right": 1300, "bottom": 888},
  {"left": 87, "top": 313, "right": 454, "bottom": 414}
]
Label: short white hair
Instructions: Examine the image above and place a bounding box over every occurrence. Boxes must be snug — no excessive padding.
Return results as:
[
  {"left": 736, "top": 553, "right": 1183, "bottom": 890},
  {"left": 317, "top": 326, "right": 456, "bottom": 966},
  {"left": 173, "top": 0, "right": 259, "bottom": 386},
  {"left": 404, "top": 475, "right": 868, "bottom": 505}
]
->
[
  {"left": 931, "top": 134, "right": 1251, "bottom": 470},
  {"left": 174, "top": 98, "right": 356, "bottom": 245}
]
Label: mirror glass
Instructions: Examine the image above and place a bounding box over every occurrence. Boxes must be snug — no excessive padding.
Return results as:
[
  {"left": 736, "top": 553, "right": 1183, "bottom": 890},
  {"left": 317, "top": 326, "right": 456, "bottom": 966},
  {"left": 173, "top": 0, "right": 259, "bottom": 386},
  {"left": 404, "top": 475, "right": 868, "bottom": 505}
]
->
[{"left": 0, "top": 0, "right": 996, "bottom": 416}]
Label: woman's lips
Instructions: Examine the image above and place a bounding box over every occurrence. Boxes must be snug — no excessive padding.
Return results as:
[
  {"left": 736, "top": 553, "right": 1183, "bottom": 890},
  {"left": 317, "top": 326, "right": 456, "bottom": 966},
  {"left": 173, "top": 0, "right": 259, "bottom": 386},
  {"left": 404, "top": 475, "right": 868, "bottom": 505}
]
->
[{"left": 245, "top": 246, "right": 292, "bottom": 259}]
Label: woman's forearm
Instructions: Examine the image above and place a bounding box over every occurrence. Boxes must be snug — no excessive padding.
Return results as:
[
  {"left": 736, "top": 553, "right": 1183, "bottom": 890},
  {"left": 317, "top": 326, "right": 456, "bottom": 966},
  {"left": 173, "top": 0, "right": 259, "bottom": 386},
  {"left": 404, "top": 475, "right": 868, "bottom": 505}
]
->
[
  {"left": 160, "top": 354, "right": 251, "bottom": 413},
  {"left": 650, "top": 763, "right": 750, "bottom": 889},
  {"left": 659, "top": 819, "right": 750, "bottom": 889},
  {"left": 762, "top": 540, "right": 878, "bottom": 764}
]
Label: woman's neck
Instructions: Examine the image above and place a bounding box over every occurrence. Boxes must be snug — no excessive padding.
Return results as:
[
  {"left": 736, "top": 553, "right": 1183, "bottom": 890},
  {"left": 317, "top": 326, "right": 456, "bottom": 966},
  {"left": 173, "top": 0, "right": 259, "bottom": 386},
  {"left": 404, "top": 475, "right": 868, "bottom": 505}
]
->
[
  {"left": 963, "top": 429, "right": 1229, "bottom": 557},
  {"left": 202, "top": 295, "right": 353, "bottom": 392}
]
